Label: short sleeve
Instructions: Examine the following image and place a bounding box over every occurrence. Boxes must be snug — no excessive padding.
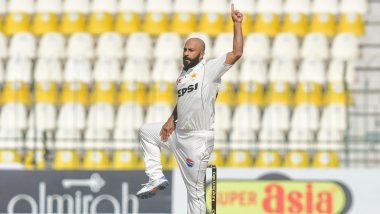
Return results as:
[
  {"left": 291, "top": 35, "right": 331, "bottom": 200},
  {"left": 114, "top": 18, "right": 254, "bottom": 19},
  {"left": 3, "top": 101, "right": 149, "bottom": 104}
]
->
[{"left": 204, "top": 54, "right": 233, "bottom": 82}]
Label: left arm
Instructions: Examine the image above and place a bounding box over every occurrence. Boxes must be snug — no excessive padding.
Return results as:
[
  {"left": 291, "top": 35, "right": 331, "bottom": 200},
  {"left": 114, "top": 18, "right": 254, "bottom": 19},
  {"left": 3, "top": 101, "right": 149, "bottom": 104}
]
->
[{"left": 225, "top": 3, "right": 243, "bottom": 65}]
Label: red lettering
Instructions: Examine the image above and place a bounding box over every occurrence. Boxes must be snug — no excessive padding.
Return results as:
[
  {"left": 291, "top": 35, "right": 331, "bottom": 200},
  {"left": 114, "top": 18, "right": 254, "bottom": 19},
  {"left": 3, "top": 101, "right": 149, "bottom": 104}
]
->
[
  {"left": 316, "top": 192, "right": 333, "bottom": 214},
  {"left": 248, "top": 192, "right": 257, "bottom": 205},
  {"left": 288, "top": 192, "right": 303, "bottom": 213},
  {"left": 263, "top": 184, "right": 284, "bottom": 213},
  {"left": 306, "top": 183, "right": 313, "bottom": 213}
]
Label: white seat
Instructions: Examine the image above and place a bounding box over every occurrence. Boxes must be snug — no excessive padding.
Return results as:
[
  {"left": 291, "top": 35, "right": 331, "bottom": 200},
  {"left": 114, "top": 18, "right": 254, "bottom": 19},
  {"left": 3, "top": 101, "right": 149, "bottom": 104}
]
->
[
  {"left": 55, "top": 128, "right": 82, "bottom": 149},
  {"left": 256, "top": 0, "right": 283, "bottom": 14},
  {"left": 232, "top": 104, "right": 261, "bottom": 131},
  {"left": 113, "top": 128, "right": 139, "bottom": 149},
  {"left": 331, "top": 33, "right": 359, "bottom": 61},
  {"left": 25, "top": 128, "right": 53, "bottom": 150},
  {"left": 9, "top": 33, "right": 36, "bottom": 59},
  {"left": 96, "top": 32, "right": 124, "bottom": 59},
  {"left": 8, "top": 0, "right": 34, "bottom": 13},
  {"left": 259, "top": 129, "right": 285, "bottom": 149},
  {"left": 269, "top": 59, "right": 296, "bottom": 85},
  {"left": 284, "top": 0, "right": 310, "bottom": 14},
  {"left": 67, "top": 33, "right": 94, "bottom": 59},
  {"left": 317, "top": 128, "right": 343, "bottom": 150},
  {"left": 240, "top": 59, "right": 268, "bottom": 84},
  {"left": 63, "top": 0, "right": 90, "bottom": 13},
  {"left": 0, "top": 61, "right": 4, "bottom": 83},
  {"left": 212, "top": 33, "right": 233, "bottom": 58},
  {"left": 262, "top": 104, "right": 290, "bottom": 131},
  {"left": 125, "top": 32, "right": 153, "bottom": 60},
  {"left": 145, "top": 103, "right": 172, "bottom": 123},
  {"left": 34, "top": 58, "right": 63, "bottom": 83},
  {"left": 36, "top": 0, "right": 61, "bottom": 13},
  {"left": 327, "top": 60, "right": 356, "bottom": 85},
  {"left": 291, "top": 104, "right": 320, "bottom": 131},
  {"left": 214, "top": 129, "right": 227, "bottom": 149},
  {"left": 57, "top": 103, "right": 86, "bottom": 130},
  {"left": 230, "top": 129, "right": 256, "bottom": 150},
  {"left": 301, "top": 33, "right": 329, "bottom": 60},
  {"left": 339, "top": 0, "right": 368, "bottom": 15},
  {"left": 84, "top": 128, "right": 110, "bottom": 149},
  {"left": 214, "top": 104, "right": 231, "bottom": 132},
  {"left": 146, "top": 0, "right": 172, "bottom": 13},
  {"left": 91, "top": 0, "right": 117, "bottom": 13},
  {"left": 93, "top": 58, "right": 120, "bottom": 83},
  {"left": 298, "top": 58, "right": 326, "bottom": 85},
  {"left": 152, "top": 59, "right": 179, "bottom": 83},
  {"left": 243, "top": 33, "right": 270, "bottom": 61},
  {"left": 64, "top": 59, "right": 92, "bottom": 85},
  {"left": 187, "top": 33, "right": 212, "bottom": 59},
  {"left": 154, "top": 33, "right": 183, "bottom": 60},
  {"left": 38, "top": 33, "right": 66, "bottom": 59},
  {"left": 312, "top": 0, "right": 338, "bottom": 14},
  {"left": 173, "top": 0, "right": 199, "bottom": 13},
  {"left": 86, "top": 103, "right": 115, "bottom": 130},
  {"left": 122, "top": 59, "right": 151, "bottom": 83},
  {"left": 0, "top": 0, "right": 7, "bottom": 14},
  {"left": 118, "top": 0, "right": 144, "bottom": 13},
  {"left": 288, "top": 129, "right": 314, "bottom": 150},
  {"left": 6, "top": 58, "right": 33, "bottom": 83},
  {"left": 28, "top": 103, "right": 57, "bottom": 130},
  {"left": 320, "top": 104, "right": 347, "bottom": 132},
  {"left": 116, "top": 103, "right": 144, "bottom": 131},
  {"left": 272, "top": 33, "right": 299, "bottom": 61},
  {"left": 0, "top": 33, "right": 7, "bottom": 59},
  {"left": 0, "top": 128, "right": 23, "bottom": 149},
  {"left": 0, "top": 103, "right": 28, "bottom": 130},
  {"left": 201, "top": 0, "right": 227, "bottom": 14}
]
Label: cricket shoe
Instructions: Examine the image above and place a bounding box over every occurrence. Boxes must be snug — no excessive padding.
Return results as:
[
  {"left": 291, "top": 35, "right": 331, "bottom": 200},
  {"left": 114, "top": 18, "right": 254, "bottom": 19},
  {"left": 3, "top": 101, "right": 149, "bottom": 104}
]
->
[{"left": 136, "top": 176, "right": 169, "bottom": 199}]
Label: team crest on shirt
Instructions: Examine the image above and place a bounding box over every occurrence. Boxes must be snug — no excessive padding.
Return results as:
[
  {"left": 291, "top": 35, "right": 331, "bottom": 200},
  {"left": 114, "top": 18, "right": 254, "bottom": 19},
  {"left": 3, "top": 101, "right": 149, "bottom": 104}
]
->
[
  {"left": 190, "top": 71, "right": 197, "bottom": 80},
  {"left": 186, "top": 158, "right": 194, "bottom": 167}
]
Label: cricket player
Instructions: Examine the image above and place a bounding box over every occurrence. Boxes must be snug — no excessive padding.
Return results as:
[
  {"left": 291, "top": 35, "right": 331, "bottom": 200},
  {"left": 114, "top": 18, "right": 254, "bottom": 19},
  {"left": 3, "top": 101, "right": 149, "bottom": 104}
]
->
[{"left": 136, "top": 4, "right": 243, "bottom": 213}]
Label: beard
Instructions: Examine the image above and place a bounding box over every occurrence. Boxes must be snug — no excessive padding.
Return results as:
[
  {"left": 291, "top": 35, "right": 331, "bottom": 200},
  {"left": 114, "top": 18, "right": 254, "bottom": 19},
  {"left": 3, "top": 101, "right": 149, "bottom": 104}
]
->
[{"left": 183, "top": 54, "right": 201, "bottom": 70}]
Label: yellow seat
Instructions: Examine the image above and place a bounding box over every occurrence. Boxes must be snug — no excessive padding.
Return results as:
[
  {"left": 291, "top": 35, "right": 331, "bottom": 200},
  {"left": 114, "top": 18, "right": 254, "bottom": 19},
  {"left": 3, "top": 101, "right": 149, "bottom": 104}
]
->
[
  {"left": 142, "top": 12, "right": 169, "bottom": 36},
  {"left": 294, "top": 82, "right": 323, "bottom": 106},
  {"left": 4, "top": 13, "right": 30, "bottom": 36},
  {"left": 310, "top": 13, "right": 336, "bottom": 37},
  {"left": 60, "top": 82, "right": 89, "bottom": 105},
  {"left": 198, "top": 13, "right": 224, "bottom": 37},
  {"left": 237, "top": 82, "right": 265, "bottom": 106},
  {"left": 266, "top": 82, "right": 293, "bottom": 105},
  {"left": 32, "top": 13, "right": 58, "bottom": 36},
  {"left": 208, "top": 150, "right": 225, "bottom": 167},
  {"left": 253, "top": 13, "right": 280, "bottom": 37},
  {"left": 148, "top": 82, "right": 175, "bottom": 105},
  {"left": 112, "top": 150, "right": 140, "bottom": 170},
  {"left": 1, "top": 82, "right": 31, "bottom": 105},
  {"left": 0, "top": 150, "right": 22, "bottom": 164},
  {"left": 35, "top": 82, "right": 59, "bottom": 104},
  {"left": 284, "top": 151, "right": 309, "bottom": 168},
  {"left": 88, "top": 12, "right": 113, "bottom": 35},
  {"left": 115, "top": 12, "right": 141, "bottom": 35},
  {"left": 0, "top": 16, "right": 3, "bottom": 32},
  {"left": 225, "top": 150, "right": 253, "bottom": 167},
  {"left": 91, "top": 82, "right": 117, "bottom": 105},
  {"left": 118, "top": 81, "right": 147, "bottom": 106},
  {"left": 282, "top": 13, "right": 308, "bottom": 37},
  {"left": 53, "top": 150, "right": 81, "bottom": 169},
  {"left": 171, "top": 12, "right": 197, "bottom": 36},
  {"left": 324, "top": 82, "right": 352, "bottom": 105},
  {"left": 216, "top": 82, "right": 235, "bottom": 106},
  {"left": 313, "top": 151, "right": 340, "bottom": 168},
  {"left": 60, "top": 12, "right": 86, "bottom": 35},
  {"left": 255, "top": 151, "right": 282, "bottom": 167},
  {"left": 24, "top": 150, "right": 46, "bottom": 169},
  {"left": 225, "top": 13, "right": 253, "bottom": 36},
  {"left": 82, "top": 150, "right": 110, "bottom": 169},
  {"left": 338, "top": 13, "right": 364, "bottom": 36}
]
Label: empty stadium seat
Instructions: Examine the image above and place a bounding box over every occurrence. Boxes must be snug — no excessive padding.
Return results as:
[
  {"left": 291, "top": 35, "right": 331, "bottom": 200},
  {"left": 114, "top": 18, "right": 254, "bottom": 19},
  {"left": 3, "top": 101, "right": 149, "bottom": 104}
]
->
[
  {"left": 256, "top": 129, "right": 285, "bottom": 167},
  {"left": 57, "top": 103, "right": 86, "bottom": 130},
  {"left": 187, "top": 33, "right": 212, "bottom": 59},
  {"left": 243, "top": 33, "right": 271, "bottom": 61},
  {"left": 86, "top": 103, "right": 115, "bottom": 131},
  {"left": 313, "top": 151, "right": 340, "bottom": 168},
  {"left": 154, "top": 33, "right": 183, "bottom": 60},
  {"left": 272, "top": 33, "right": 300, "bottom": 61},
  {"left": 225, "top": 0, "right": 254, "bottom": 36},
  {"left": 145, "top": 103, "right": 172, "bottom": 123},
  {"left": 143, "top": 0, "right": 171, "bottom": 36},
  {"left": 254, "top": 0, "right": 282, "bottom": 37},
  {"left": 28, "top": 103, "right": 57, "bottom": 131},
  {"left": 115, "top": 0, "right": 144, "bottom": 35},
  {"left": 338, "top": 0, "right": 367, "bottom": 36},
  {"left": 38, "top": 33, "right": 66, "bottom": 59},
  {"left": 4, "top": 0, "right": 34, "bottom": 36},
  {"left": 282, "top": 0, "right": 310, "bottom": 37},
  {"left": 226, "top": 129, "right": 255, "bottom": 167},
  {"left": 60, "top": 0, "right": 89, "bottom": 35},
  {"left": 262, "top": 104, "right": 291, "bottom": 131},
  {"left": 116, "top": 103, "right": 144, "bottom": 131},
  {"left": 34, "top": 58, "right": 62, "bottom": 104},
  {"left": 113, "top": 128, "right": 141, "bottom": 169},
  {"left": 82, "top": 128, "right": 111, "bottom": 169},
  {"left": 232, "top": 104, "right": 261, "bottom": 132},
  {"left": 66, "top": 33, "right": 95, "bottom": 59},
  {"left": 327, "top": 60, "right": 356, "bottom": 85},
  {"left": 0, "top": 33, "right": 7, "bottom": 59},
  {"left": 96, "top": 32, "right": 124, "bottom": 59},
  {"left": 286, "top": 129, "right": 313, "bottom": 168},
  {"left": 301, "top": 33, "right": 329, "bottom": 60},
  {"left": 87, "top": 0, "right": 116, "bottom": 35},
  {"left": 216, "top": 80, "right": 236, "bottom": 106},
  {"left": 314, "top": 128, "right": 341, "bottom": 167},
  {"left": 331, "top": 33, "right": 360, "bottom": 61},
  {"left": 213, "top": 33, "right": 233, "bottom": 58},
  {"left": 284, "top": 151, "right": 310, "bottom": 168},
  {"left": 53, "top": 129, "right": 81, "bottom": 169},
  {"left": 310, "top": 0, "right": 338, "bottom": 37},
  {"left": 0, "top": 128, "right": 23, "bottom": 165},
  {"left": 9, "top": 33, "right": 36, "bottom": 59},
  {"left": 125, "top": 32, "right": 153, "bottom": 60},
  {"left": 0, "top": 103, "right": 28, "bottom": 130},
  {"left": 171, "top": 0, "right": 199, "bottom": 36},
  {"left": 32, "top": 0, "right": 61, "bottom": 35},
  {"left": 199, "top": 0, "right": 227, "bottom": 37},
  {"left": 24, "top": 129, "right": 51, "bottom": 169},
  {"left": 291, "top": 104, "right": 320, "bottom": 132},
  {"left": 320, "top": 104, "right": 347, "bottom": 132},
  {"left": 214, "top": 104, "right": 232, "bottom": 132}
]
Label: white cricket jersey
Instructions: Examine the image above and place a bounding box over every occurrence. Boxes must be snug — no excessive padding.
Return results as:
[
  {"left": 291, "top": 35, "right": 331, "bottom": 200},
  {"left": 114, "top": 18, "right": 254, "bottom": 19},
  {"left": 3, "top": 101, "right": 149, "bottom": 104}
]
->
[{"left": 176, "top": 54, "right": 233, "bottom": 131}]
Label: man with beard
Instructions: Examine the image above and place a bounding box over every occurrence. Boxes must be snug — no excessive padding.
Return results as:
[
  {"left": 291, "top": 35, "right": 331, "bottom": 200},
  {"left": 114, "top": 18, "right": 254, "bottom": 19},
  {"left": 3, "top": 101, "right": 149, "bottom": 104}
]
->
[{"left": 136, "top": 4, "right": 243, "bottom": 213}]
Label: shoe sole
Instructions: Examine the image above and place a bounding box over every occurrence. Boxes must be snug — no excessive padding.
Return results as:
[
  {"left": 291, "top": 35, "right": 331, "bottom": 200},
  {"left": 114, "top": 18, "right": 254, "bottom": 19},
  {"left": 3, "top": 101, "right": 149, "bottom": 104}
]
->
[{"left": 137, "top": 181, "right": 169, "bottom": 199}]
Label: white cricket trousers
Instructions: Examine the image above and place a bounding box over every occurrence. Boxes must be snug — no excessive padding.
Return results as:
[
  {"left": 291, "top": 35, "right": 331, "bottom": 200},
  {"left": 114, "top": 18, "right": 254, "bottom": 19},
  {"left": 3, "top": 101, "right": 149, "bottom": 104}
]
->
[{"left": 139, "top": 123, "right": 214, "bottom": 214}]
